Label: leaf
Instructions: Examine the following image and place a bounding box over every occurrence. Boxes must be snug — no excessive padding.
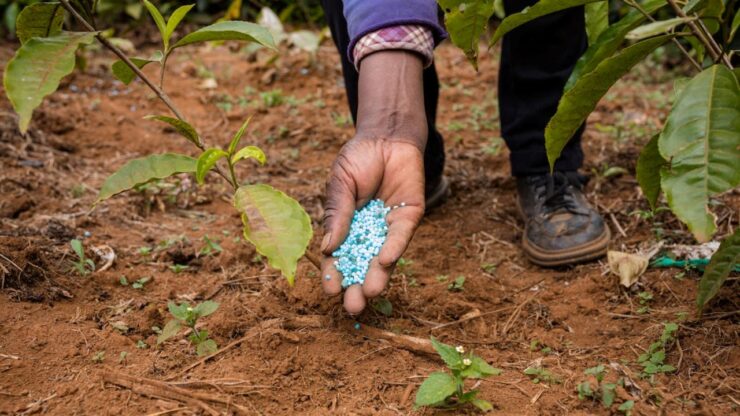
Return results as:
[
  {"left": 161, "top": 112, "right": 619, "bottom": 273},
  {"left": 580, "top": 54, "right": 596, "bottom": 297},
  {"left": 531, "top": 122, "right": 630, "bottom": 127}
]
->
[
  {"left": 414, "top": 372, "right": 457, "bottom": 407},
  {"left": 545, "top": 35, "right": 671, "bottom": 170},
  {"left": 438, "top": 0, "right": 495, "bottom": 70},
  {"left": 371, "top": 297, "right": 393, "bottom": 316},
  {"left": 156, "top": 319, "right": 182, "bottom": 345},
  {"left": 231, "top": 146, "right": 266, "bottom": 166},
  {"left": 430, "top": 337, "right": 462, "bottom": 369},
  {"left": 196, "top": 148, "right": 228, "bottom": 184},
  {"left": 608, "top": 250, "right": 649, "bottom": 287},
  {"left": 15, "top": 2, "right": 65, "bottom": 44},
  {"left": 3, "top": 32, "right": 97, "bottom": 133},
  {"left": 233, "top": 184, "right": 312, "bottom": 285},
  {"left": 490, "top": 0, "right": 602, "bottom": 47},
  {"left": 697, "top": 229, "right": 740, "bottom": 312},
  {"left": 168, "top": 302, "right": 190, "bottom": 320},
  {"left": 731, "top": 9, "right": 740, "bottom": 42},
  {"left": 111, "top": 56, "right": 158, "bottom": 85},
  {"left": 471, "top": 398, "right": 493, "bottom": 412},
  {"left": 144, "top": 115, "right": 200, "bottom": 146},
  {"left": 71, "top": 239, "right": 84, "bottom": 259},
  {"left": 460, "top": 356, "right": 502, "bottom": 378},
  {"left": 143, "top": 0, "right": 167, "bottom": 49},
  {"left": 626, "top": 17, "right": 693, "bottom": 40},
  {"left": 164, "top": 4, "right": 195, "bottom": 47},
  {"left": 196, "top": 339, "right": 218, "bottom": 356},
  {"left": 96, "top": 154, "right": 197, "bottom": 203},
  {"left": 193, "top": 300, "right": 219, "bottom": 318},
  {"left": 659, "top": 65, "right": 740, "bottom": 242},
  {"left": 636, "top": 134, "right": 666, "bottom": 210},
  {"left": 257, "top": 6, "right": 286, "bottom": 43},
  {"left": 566, "top": 0, "right": 666, "bottom": 91},
  {"left": 222, "top": 0, "right": 242, "bottom": 21},
  {"left": 4, "top": 2, "right": 19, "bottom": 38},
  {"left": 228, "top": 116, "right": 253, "bottom": 155},
  {"left": 601, "top": 383, "right": 617, "bottom": 407},
  {"left": 618, "top": 400, "right": 635, "bottom": 412},
  {"left": 585, "top": 1, "right": 609, "bottom": 45},
  {"left": 173, "top": 21, "right": 276, "bottom": 50}
]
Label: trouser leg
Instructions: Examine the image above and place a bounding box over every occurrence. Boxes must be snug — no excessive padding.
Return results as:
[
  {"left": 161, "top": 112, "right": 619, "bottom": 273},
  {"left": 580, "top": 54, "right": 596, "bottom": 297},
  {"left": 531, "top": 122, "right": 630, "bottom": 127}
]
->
[
  {"left": 499, "top": 0, "right": 588, "bottom": 176},
  {"left": 320, "top": 0, "right": 445, "bottom": 181}
]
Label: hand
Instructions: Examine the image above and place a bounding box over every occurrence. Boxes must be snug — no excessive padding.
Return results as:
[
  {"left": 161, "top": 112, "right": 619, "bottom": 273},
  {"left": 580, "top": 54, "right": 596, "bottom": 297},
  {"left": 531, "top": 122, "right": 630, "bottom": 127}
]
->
[{"left": 320, "top": 136, "right": 425, "bottom": 313}]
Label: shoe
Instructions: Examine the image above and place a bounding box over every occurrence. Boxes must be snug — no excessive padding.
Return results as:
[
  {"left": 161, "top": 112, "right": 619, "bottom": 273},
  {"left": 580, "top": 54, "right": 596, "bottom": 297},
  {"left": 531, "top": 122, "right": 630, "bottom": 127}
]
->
[
  {"left": 516, "top": 172, "right": 610, "bottom": 266},
  {"left": 425, "top": 174, "right": 450, "bottom": 212}
]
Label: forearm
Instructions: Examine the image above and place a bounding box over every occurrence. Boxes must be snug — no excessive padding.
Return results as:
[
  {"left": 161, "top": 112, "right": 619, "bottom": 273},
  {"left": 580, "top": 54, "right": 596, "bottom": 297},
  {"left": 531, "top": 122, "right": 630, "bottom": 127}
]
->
[{"left": 355, "top": 51, "right": 428, "bottom": 150}]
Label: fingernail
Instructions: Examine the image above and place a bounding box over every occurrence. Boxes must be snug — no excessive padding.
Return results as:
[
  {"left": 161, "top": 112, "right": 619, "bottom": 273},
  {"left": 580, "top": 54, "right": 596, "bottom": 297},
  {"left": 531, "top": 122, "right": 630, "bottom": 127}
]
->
[{"left": 321, "top": 233, "right": 331, "bottom": 253}]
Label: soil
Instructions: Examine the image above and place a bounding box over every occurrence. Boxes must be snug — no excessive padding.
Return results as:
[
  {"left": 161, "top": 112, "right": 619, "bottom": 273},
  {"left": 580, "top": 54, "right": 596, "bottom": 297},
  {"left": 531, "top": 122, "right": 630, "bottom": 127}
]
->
[{"left": 0, "top": 39, "right": 738, "bottom": 416}]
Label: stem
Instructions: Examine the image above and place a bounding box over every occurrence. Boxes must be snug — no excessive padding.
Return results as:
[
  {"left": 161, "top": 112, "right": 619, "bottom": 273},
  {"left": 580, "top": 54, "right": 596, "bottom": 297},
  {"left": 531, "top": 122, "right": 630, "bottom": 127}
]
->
[
  {"left": 666, "top": 0, "right": 733, "bottom": 68},
  {"left": 226, "top": 160, "right": 239, "bottom": 189},
  {"left": 159, "top": 51, "right": 170, "bottom": 90},
  {"left": 625, "top": 0, "right": 702, "bottom": 71},
  {"left": 59, "top": 0, "right": 186, "bottom": 120}
]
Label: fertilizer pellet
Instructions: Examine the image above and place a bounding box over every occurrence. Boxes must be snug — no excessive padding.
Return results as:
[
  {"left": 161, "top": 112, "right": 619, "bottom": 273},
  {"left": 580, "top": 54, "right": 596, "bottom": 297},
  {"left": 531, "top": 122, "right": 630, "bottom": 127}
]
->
[{"left": 332, "top": 199, "right": 391, "bottom": 288}]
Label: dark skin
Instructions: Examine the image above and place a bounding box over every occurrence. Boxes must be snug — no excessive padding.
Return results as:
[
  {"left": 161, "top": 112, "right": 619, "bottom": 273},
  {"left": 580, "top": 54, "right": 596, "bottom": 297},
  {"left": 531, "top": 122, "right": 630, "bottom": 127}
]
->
[{"left": 321, "top": 50, "right": 427, "bottom": 314}]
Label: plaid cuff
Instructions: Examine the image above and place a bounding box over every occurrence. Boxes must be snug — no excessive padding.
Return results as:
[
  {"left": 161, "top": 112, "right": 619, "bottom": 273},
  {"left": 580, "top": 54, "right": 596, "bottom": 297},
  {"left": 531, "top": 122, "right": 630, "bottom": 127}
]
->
[{"left": 352, "top": 25, "right": 435, "bottom": 70}]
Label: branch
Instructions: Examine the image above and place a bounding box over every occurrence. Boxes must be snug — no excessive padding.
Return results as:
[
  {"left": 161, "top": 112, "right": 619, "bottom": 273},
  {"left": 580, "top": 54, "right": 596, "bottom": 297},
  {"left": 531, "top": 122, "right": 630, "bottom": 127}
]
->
[{"left": 666, "top": 0, "right": 733, "bottom": 69}]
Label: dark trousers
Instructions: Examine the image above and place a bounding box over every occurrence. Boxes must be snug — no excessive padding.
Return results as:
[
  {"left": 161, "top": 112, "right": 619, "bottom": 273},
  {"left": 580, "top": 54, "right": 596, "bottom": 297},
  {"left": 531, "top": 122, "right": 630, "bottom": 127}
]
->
[{"left": 321, "top": 0, "right": 587, "bottom": 178}]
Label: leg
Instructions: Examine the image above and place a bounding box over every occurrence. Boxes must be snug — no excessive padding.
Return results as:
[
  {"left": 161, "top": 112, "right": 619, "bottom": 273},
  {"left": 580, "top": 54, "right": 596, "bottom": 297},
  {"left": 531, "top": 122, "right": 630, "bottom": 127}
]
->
[
  {"left": 320, "top": 0, "right": 446, "bottom": 190},
  {"left": 499, "top": 0, "right": 587, "bottom": 176}
]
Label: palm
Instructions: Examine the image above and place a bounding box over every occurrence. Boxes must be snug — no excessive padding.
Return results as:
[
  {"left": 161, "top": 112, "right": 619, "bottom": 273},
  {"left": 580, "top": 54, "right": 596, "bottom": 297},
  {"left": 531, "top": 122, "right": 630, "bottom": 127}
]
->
[{"left": 321, "top": 137, "right": 425, "bottom": 313}]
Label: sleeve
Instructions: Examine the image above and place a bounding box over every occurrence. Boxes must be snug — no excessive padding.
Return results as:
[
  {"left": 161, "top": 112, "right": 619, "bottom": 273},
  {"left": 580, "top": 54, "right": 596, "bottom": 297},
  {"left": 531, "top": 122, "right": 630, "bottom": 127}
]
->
[
  {"left": 342, "top": 0, "right": 447, "bottom": 64},
  {"left": 353, "top": 25, "right": 435, "bottom": 70}
]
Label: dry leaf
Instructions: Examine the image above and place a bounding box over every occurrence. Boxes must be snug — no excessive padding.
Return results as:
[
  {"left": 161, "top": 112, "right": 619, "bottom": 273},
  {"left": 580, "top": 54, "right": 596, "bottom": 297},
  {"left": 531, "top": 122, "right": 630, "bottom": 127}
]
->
[{"left": 608, "top": 250, "right": 648, "bottom": 287}]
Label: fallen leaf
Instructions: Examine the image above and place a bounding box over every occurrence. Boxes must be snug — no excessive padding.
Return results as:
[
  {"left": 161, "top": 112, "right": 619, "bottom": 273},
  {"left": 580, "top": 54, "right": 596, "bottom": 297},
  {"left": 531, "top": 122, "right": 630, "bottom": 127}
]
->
[
  {"left": 608, "top": 250, "right": 648, "bottom": 287},
  {"left": 92, "top": 245, "right": 116, "bottom": 272}
]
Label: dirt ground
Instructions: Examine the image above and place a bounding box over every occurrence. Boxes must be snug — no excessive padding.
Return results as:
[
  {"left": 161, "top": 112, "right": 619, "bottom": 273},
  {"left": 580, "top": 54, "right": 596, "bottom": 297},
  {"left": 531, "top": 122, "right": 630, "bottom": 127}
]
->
[{"left": 0, "top": 38, "right": 738, "bottom": 415}]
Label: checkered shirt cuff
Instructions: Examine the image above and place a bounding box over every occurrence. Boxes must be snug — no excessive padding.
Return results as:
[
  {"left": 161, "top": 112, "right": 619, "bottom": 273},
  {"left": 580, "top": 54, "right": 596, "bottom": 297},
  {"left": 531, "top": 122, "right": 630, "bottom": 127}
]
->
[{"left": 352, "top": 25, "right": 435, "bottom": 70}]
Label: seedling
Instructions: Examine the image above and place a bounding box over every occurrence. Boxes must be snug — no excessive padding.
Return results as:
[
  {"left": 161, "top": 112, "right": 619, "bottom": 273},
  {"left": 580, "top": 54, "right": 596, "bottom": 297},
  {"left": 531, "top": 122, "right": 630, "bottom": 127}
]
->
[
  {"left": 198, "top": 235, "right": 223, "bottom": 257},
  {"left": 69, "top": 239, "right": 95, "bottom": 276},
  {"left": 636, "top": 291, "right": 653, "bottom": 314},
  {"left": 371, "top": 297, "right": 392, "bottom": 317},
  {"left": 576, "top": 365, "right": 621, "bottom": 409},
  {"left": 169, "top": 264, "right": 189, "bottom": 274},
  {"left": 136, "top": 340, "right": 148, "bottom": 349},
  {"left": 91, "top": 351, "right": 105, "bottom": 363},
  {"left": 435, "top": 274, "right": 448, "bottom": 282},
  {"left": 618, "top": 400, "right": 635, "bottom": 415},
  {"left": 121, "top": 276, "right": 151, "bottom": 290},
  {"left": 523, "top": 365, "right": 559, "bottom": 384},
  {"left": 118, "top": 351, "right": 129, "bottom": 364},
  {"left": 415, "top": 337, "right": 501, "bottom": 411},
  {"left": 260, "top": 89, "right": 285, "bottom": 107},
  {"left": 448, "top": 276, "right": 465, "bottom": 292},
  {"left": 157, "top": 301, "right": 220, "bottom": 356},
  {"left": 637, "top": 322, "right": 677, "bottom": 380},
  {"left": 480, "top": 262, "right": 496, "bottom": 274}
]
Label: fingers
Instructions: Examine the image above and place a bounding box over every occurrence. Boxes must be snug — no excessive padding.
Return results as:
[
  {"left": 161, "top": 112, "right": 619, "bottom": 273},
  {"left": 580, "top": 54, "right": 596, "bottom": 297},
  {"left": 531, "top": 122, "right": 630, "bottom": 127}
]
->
[
  {"left": 377, "top": 207, "right": 423, "bottom": 267},
  {"left": 321, "top": 256, "right": 342, "bottom": 296},
  {"left": 362, "top": 257, "right": 392, "bottom": 298},
  {"left": 343, "top": 284, "right": 366, "bottom": 315},
  {"left": 322, "top": 164, "right": 356, "bottom": 256}
]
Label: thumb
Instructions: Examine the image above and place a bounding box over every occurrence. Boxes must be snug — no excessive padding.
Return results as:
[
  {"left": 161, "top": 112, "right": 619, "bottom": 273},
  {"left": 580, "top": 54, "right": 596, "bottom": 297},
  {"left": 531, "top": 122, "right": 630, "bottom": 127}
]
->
[{"left": 322, "top": 169, "right": 356, "bottom": 255}]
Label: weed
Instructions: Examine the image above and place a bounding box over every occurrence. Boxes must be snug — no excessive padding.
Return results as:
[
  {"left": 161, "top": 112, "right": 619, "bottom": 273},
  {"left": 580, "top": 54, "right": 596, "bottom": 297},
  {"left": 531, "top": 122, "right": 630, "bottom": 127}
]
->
[
  {"left": 638, "top": 322, "right": 677, "bottom": 380},
  {"left": 118, "top": 351, "right": 129, "bottom": 364},
  {"left": 575, "top": 364, "right": 620, "bottom": 409},
  {"left": 371, "top": 297, "right": 392, "bottom": 317},
  {"left": 446, "top": 120, "right": 466, "bottom": 132},
  {"left": 480, "top": 263, "right": 496, "bottom": 274},
  {"left": 636, "top": 291, "right": 653, "bottom": 314},
  {"left": 482, "top": 138, "right": 503, "bottom": 156},
  {"left": 198, "top": 235, "right": 223, "bottom": 257},
  {"left": 169, "top": 264, "right": 189, "bottom": 274},
  {"left": 91, "top": 351, "right": 105, "bottom": 363},
  {"left": 157, "top": 301, "right": 220, "bottom": 356},
  {"left": 331, "top": 111, "right": 352, "bottom": 127},
  {"left": 523, "top": 365, "right": 559, "bottom": 384},
  {"left": 260, "top": 89, "right": 285, "bottom": 107},
  {"left": 618, "top": 400, "right": 635, "bottom": 415},
  {"left": 448, "top": 276, "right": 465, "bottom": 292},
  {"left": 136, "top": 340, "right": 148, "bottom": 349},
  {"left": 435, "top": 274, "right": 448, "bottom": 282},
  {"left": 69, "top": 239, "right": 95, "bottom": 276},
  {"left": 119, "top": 275, "right": 150, "bottom": 289},
  {"left": 415, "top": 337, "right": 501, "bottom": 411},
  {"left": 396, "top": 257, "right": 413, "bottom": 276}
]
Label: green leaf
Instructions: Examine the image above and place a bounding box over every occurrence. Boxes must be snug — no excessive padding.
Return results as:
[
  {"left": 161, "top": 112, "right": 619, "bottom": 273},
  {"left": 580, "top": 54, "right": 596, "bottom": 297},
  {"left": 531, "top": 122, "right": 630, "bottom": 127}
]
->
[
  {"left": 618, "top": 400, "right": 634, "bottom": 412},
  {"left": 3, "top": 32, "right": 97, "bottom": 133},
  {"left": 4, "top": 2, "right": 19, "bottom": 38},
  {"left": 143, "top": 0, "right": 167, "bottom": 49},
  {"left": 566, "top": 0, "right": 666, "bottom": 91},
  {"left": 601, "top": 383, "right": 617, "bottom": 407},
  {"left": 111, "top": 56, "right": 160, "bottom": 85},
  {"left": 471, "top": 398, "right": 493, "bottom": 412},
  {"left": 168, "top": 302, "right": 190, "bottom": 320},
  {"left": 460, "top": 355, "right": 501, "bottom": 378},
  {"left": 430, "top": 337, "right": 462, "bottom": 369},
  {"left": 71, "top": 239, "right": 84, "bottom": 259},
  {"left": 196, "top": 148, "right": 229, "bottom": 184},
  {"left": 731, "top": 9, "right": 740, "bottom": 42},
  {"left": 659, "top": 65, "right": 740, "bottom": 242},
  {"left": 196, "top": 339, "right": 218, "bottom": 356},
  {"left": 228, "top": 116, "right": 253, "bottom": 155},
  {"left": 371, "top": 297, "right": 393, "bottom": 316},
  {"left": 233, "top": 184, "right": 312, "bottom": 285},
  {"left": 231, "top": 146, "right": 266, "bottom": 166},
  {"left": 490, "top": 0, "right": 602, "bottom": 47},
  {"left": 96, "top": 153, "right": 197, "bottom": 203},
  {"left": 173, "top": 21, "right": 276, "bottom": 50},
  {"left": 636, "top": 135, "right": 665, "bottom": 210},
  {"left": 164, "top": 4, "right": 195, "bottom": 47},
  {"left": 438, "top": 0, "right": 495, "bottom": 70},
  {"left": 193, "top": 300, "right": 219, "bottom": 318},
  {"left": 649, "top": 350, "right": 665, "bottom": 364},
  {"left": 144, "top": 114, "right": 200, "bottom": 146},
  {"left": 414, "top": 372, "right": 457, "bottom": 407},
  {"left": 626, "top": 17, "right": 693, "bottom": 40},
  {"left": 156, "top": 319, "right": 182, "bottom": 345},
  {"left": 697, "top": 229, "right": 740, "bottom": 312},
  {"left": 15, "top": 2, "right": 65, "bottom": 44},
  {"left": 585, "top": 1, "right": 609, "bottom": 45},
  {"left": 545, "top": 35, "right": 671, "bottom": 170},
  {"left": 577, "top": 382, "right": 592, "bottom": 400}
]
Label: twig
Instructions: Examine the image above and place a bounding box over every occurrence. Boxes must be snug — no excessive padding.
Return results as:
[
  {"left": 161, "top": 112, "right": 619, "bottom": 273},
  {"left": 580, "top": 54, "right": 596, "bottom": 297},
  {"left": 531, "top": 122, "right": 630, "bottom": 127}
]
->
[
  {"left": 502, "top": 293, "right": 538, "bottom": 335},
  {"left": 352, "top": 323, "right": 438, "bottom": 357},
  {"left": 145, "top": 408, "right": 188, "bottom": 416},
  {"left": 666, "top": 0, "right": 732, "bottom": 68},
  {"left": 610, "top": 212, "right": 628, "bottom": 238}
]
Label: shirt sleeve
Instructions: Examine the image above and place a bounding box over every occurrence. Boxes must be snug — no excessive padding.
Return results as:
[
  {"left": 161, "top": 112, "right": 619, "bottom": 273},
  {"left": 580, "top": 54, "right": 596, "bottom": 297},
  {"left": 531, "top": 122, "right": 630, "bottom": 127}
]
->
[
  {"left": 342, "top": 0, "right": 447, "bottom": 64},
  {"left": 352, "top": 25, "right": 435, "bottom": 70}
]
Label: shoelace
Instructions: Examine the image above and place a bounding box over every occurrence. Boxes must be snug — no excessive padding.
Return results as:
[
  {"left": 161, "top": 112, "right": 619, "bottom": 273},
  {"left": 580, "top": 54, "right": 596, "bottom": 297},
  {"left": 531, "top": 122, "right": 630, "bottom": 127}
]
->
[{"left": 532, "top": 172, "right": 588, "bottom": 215}]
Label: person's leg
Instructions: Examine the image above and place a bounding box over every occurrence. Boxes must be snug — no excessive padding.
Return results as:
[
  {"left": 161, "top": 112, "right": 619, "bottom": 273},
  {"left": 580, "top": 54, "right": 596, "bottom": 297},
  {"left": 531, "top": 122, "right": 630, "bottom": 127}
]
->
[
  {"left": 499, "top": 0, "right": 587, "bottom": 176},
  {"left": 320, "top": 0, "right": 446, "bottom": 199}
]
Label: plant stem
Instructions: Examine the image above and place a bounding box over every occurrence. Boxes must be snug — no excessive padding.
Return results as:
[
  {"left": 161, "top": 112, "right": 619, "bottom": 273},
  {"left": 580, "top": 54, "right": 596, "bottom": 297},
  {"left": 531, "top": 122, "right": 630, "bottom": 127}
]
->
[
  {"left": 59, "top": 0, "right": 185, "bottom": 120},
  {"left": 666, "top": 0, "right": 733, "bottom": 68},
  {"left": 625, "top": 0, "right": 702, "bottom": 71}
]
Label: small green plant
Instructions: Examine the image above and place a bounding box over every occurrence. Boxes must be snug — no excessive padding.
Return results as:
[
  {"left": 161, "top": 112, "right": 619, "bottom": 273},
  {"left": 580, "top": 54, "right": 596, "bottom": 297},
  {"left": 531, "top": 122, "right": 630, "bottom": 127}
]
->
[
  {"left": 576, "top": 365, "right": 619, "bottom": 408},
  {"left": 618, "top": 400, "right": 635, "bottom": 415},
  {"left": 91, "top": 351, "right": 105, "bottom": 363},
  {"left": 435, "top": 274, "right": 448, "bottom": 282},
  {"left": 529, "top": 340, "right": 552, "bottom": 355},
  {"left": 157, "top": 301, "right": 220, "bottom": 356},
  {"left": 120, "top": 276, "right": 151, "bottom": 289},
  {"left": 198, "top": 235, "right": 223, "bottom": 257},
  {"left": 523, "top": 364, "right": 559, "bottom": 384},
  {"left": 480, "top": 262, "right": 496, "bottom": 274},
  {"left": 331, "top": 111, "right": 352, "bottom": 127},
  {"left": 636, "top": 291, "right": 653, "bottom": 314},
  {"left": 118, "top": 351, "right": 129, "bottom": 364},
  {"left": 169, "top": 264, "right": 189, "bottom": 274},
  {"left": 638, "top": 322, "right": 678, "bottom": 380},
  {"left": 260, "top": 89, "right": 285, "bottom": 107},
  {"left": 448, "top": 276, "right": 465, "bottom": 292},
  {"left": 136, "top": 340, "right": 148, "bottom": 349},
  {"left": 415, "top": 337, "right": 501, "bottom": 411},
  {"left": 69, "top": 239, "right": 95, "bottom": 276},
  {"left": 371, "top": 297, "right": 392, "bottom": 317}
]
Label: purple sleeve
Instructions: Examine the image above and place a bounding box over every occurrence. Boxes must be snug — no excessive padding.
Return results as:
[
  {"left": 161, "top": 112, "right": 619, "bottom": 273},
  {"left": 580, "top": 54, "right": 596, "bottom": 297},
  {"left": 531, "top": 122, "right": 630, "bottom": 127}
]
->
[{"left": 343, "top": 0, "right": 447, "bottom": 62}]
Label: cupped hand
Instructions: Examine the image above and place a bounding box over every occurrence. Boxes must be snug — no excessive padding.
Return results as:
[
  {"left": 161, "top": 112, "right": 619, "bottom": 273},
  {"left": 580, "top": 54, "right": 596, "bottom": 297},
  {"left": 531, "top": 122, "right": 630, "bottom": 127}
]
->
[{"left": 320, "top": 136, "right": 425, "bottom": 314}]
